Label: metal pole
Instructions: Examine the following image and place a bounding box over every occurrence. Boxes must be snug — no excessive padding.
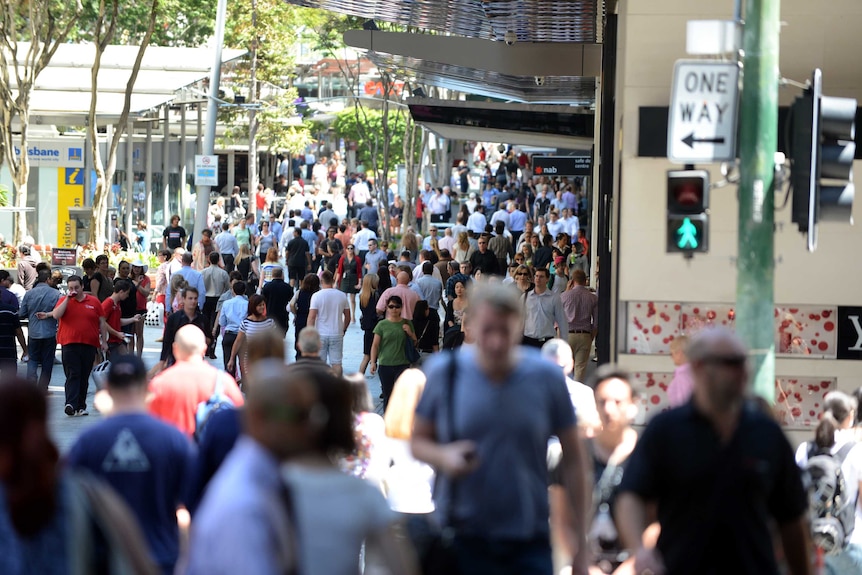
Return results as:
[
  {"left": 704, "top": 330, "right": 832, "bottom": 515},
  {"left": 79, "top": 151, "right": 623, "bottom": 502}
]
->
[
  {"left": 126, "top": 118, "right": 134, "bottom": 244},
  {"left": 737, "top": 0, "right": 780, "bottom": 402},
  {"left": 195, "top": 0, "right": 228, "bottom": 237},
  {"left": 145, "top": 121, "right": 153, "bottom": 250},
  {"left": 248, "top": 0, "right": 259, "bottom": 224},
  {"left": 180, "top": 105, "right": 187, "bottom": 226},
  {"left": 163, "top": 105, "right": 170, "bottom": 225}
]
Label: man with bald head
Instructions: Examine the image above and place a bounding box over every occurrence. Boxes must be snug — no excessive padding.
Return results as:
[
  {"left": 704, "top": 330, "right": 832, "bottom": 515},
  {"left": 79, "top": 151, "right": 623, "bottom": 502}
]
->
[
  {"left": 376, "top": 271, "right": 420, "bottom": 320},
  {"left": 148, "top": 324, "right": 243, "bottom": 436},
  {"left": 616, "top": 328, "right": 810, "bottom": 575}
]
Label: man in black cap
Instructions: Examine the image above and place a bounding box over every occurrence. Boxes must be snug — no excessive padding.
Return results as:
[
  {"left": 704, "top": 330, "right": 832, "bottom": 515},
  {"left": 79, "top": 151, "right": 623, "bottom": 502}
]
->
[{"left": 66, "top": 354, "right": 196, "bottom": 575}]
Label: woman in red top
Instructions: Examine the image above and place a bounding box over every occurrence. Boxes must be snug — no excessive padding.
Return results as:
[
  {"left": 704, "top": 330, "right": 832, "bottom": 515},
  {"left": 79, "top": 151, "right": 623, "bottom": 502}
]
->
[
  {"left": 335, "top": 244, "right": 363, "bottom": 322},
  {"left": 130, "top": 260, "right": 150, "bottom": 357}
]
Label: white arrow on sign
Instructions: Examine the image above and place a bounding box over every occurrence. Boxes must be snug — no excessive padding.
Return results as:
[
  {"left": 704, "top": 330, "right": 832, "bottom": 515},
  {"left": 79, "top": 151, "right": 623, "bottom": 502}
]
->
[{"left": 668, "top": 60, "right": 740, "bottom": 164}]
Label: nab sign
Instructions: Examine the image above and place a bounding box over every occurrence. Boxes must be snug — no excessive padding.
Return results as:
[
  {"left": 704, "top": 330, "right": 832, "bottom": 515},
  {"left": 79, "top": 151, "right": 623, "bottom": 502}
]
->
[
  {"left": 668, "top": 60, "right": 740, "bottom": 164},
  {"left": 532, "top": 156, "right": 592, "bottom": 177}
]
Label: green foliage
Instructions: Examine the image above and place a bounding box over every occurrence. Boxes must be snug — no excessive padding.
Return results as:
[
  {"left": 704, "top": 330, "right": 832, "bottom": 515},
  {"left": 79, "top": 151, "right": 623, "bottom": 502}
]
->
[
  {"left": 331, "top": 107, "right": 414, "bottom": 170},
  {"left": 224, "top": 0, "right": 302, "bottom": 87},
  {"left": 220, "top": 87, "right": 312, "bottom": 156},
  {"left": 70, "top": 0, "right": 215, "bottom": 47},
  {"left": 0, "top": 185, "right": 9, "bottom": 207}
]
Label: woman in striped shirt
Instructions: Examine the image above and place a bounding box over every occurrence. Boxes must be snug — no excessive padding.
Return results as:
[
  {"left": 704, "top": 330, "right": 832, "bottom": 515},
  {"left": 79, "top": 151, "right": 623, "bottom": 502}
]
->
[{"left": 227, "top": 294, "right": 275, "bottom": 385}]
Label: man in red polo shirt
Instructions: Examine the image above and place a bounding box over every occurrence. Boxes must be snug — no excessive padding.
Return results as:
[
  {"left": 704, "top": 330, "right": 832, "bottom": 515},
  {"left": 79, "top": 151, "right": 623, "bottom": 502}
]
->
[{"left": 37, "top": 275, "right": 107, "bottom": 417}]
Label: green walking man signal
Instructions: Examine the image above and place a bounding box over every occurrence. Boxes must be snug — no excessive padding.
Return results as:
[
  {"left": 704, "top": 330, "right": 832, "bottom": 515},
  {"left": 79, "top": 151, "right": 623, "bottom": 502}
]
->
[
  {"left": 676, "top": 217, "right": 699, "bottom": 249},
  {"left": 666, "top": 169, "right": 709, "bottom": 254}
]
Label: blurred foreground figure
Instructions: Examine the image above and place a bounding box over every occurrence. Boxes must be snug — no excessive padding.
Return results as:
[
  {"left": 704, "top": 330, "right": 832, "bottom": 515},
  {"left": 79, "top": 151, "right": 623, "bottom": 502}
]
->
[
  {"left": 186, "top": 362, "right": 416, "bottom": 575},
  {"left": 616, "top": 327, "right": 811, "bottom": 575},
  {"left": 0, "top": 379, "right": 156, "bottom": 575}
]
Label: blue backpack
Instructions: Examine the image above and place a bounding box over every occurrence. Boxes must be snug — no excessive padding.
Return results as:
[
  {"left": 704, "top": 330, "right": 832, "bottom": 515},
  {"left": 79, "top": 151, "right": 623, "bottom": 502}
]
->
[{"left": 195, "top": 370, "right": 234, "bottom": 441}]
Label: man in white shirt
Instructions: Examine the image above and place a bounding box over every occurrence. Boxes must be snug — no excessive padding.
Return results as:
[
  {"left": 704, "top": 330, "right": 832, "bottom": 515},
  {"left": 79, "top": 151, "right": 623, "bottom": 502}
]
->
[
  {"left": 427, "top": 188, "right": 448, "bottom": 223},
  {"left": 560, "top": 208, "right": 580, "bottom": 242},
  {"left": 421, "top": 226, "right": 440, "bottom": 251},
  {"left": 353, "top": 221, "right": 378, "bottom": 262},
  {"left": 546, "top": 211, "right": 565, "bottom": 239},
  {"left": 467, "top": 205, "right": 488, "bottom": 235},
  {"left": 307, "top": 271, "right": 350, "bottom": 377},
  {"left": 489, "top": 204, "right": 510, "bottom": 230},
  {"left": 540, "top": 338, "right": 601, "bottom": 435},
  {"left": 438, "top": 227, "right": 456, "bottom": 254},
  {"left": 412, "top": 250, "right": 443, "bottom": 282}
]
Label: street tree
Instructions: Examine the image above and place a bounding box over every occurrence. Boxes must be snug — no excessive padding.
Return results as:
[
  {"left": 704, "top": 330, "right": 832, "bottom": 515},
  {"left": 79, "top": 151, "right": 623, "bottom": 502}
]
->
[
  {"left": 86, "top": 0, "right": 160, "bottom": 248},
  {"left": 0, "top": 0, "right": 83, "bottom": 243}
]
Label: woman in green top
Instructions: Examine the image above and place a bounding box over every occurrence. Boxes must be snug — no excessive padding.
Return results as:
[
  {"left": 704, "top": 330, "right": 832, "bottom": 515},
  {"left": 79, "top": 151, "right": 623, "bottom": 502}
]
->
[{"left": 370, "top": 295, "right": 416, "bottom": 410}]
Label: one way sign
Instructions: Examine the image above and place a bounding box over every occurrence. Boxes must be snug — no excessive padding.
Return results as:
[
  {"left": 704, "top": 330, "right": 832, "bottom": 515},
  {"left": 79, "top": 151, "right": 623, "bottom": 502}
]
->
[{"left": 668, "top": 60, "right": 740, "bottom": 164}]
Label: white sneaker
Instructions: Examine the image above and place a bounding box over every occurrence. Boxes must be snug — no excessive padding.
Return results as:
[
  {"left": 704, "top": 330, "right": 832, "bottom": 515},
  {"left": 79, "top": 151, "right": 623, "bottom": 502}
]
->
[{"left": 75, "top": 408, "right": 89, "bottom": 417}]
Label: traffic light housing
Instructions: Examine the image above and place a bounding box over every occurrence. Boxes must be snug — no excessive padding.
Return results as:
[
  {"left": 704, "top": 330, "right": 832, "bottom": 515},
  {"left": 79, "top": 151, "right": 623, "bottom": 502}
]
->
[
  {"left": 667, "top": 169, "right": 709, "bottom": 254},
  {"left": 790, "top": 68, "right": 857, "bottom": 251}
]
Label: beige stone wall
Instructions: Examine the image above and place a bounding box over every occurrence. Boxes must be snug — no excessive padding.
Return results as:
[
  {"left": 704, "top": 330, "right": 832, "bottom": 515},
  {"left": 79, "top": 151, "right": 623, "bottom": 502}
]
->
[{"left": 615, "top": 0, "right": 862, "bottom": 410}]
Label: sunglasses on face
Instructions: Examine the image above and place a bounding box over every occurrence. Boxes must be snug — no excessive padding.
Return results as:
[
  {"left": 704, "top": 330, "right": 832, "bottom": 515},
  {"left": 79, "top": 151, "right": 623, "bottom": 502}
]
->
[
  {"left": 347, "top": 247, "right": 355, "bottom": 250},
  {"left": 515, "top": 272, "right": 528, "bottom": 277},
  {"left": 387, "top": 305, "right": 402, "bottom": 310}
]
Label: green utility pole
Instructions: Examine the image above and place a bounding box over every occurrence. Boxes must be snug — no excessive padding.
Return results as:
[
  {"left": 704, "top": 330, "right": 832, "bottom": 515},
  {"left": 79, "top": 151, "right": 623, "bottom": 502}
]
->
[{"left": 737, "top": 0, "right": 780, "bottom": 402}]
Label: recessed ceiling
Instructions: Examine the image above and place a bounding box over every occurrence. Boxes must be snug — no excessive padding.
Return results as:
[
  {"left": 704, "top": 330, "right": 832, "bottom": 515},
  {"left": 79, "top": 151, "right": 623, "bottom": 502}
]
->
[{"left": 285, "top": 0, "right": 604, "bottom": 44}]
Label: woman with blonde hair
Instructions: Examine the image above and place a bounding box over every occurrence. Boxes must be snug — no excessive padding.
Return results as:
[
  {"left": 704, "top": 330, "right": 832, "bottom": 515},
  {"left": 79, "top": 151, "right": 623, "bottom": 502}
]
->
[
  {"left": 168, "top": 275, "right": 188, "bottom": 313},
  {"left": 234, "top": 242, "right": 258, "bottom": 285},
  {"left": 358, "top": 273, "right": 380, "bottom": 375},
  {"left": 258, "top": 246, "right": 282, "bottom": 292},
  {"left": 382, "top": 370, "right": 435, "bottom": 553},
  {"left": 400, "top": 231, "right": 419, "bottom": 263},
  {"left": 453, "top": 231, "right": 474, "bottom": 263}
]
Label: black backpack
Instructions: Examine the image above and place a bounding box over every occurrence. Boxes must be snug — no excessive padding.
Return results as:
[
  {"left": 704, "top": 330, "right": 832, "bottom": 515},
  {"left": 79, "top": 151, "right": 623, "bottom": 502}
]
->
[{"left": 803, "top": 441, "right": 857, "bottom": 555}]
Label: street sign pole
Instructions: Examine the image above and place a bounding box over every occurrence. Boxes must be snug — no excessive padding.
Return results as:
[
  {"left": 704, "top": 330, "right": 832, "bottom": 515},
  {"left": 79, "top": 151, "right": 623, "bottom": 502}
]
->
[{"left": 736, "top": 0, "right": 780, "bottom": 402}]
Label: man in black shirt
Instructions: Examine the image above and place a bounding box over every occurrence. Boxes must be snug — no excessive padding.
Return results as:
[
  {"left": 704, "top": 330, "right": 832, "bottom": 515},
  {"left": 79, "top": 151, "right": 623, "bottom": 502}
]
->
[
  {"left": 468, "top": 234, "right": 501, "bottom": 276},
  {"left": 616, "top": 328, "right": 810, "bottom": 575},
  {"left": 162, "top": 215, "right": 187, "bottom": 250},
  {"left": 149, "top": 286, "right": 210, "bottom": 377},
  {"left": 533, "top": 234, "right": 555, "bottom": 271},
  {"left": 261, "top": 267, "right": 293, "bottom": 334},
  {"left": 285, "top": 229, "right": 310, "bottom": 287}
]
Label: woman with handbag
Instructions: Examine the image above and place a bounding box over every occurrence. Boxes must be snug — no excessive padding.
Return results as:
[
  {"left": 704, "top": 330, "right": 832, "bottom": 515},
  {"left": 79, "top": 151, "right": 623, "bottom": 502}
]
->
[
  {"left": 358, "top": 274, "right": 380, "bottom": 376},
  {"left": 370, "top": 295, "right": 416, "bottom": 410}
]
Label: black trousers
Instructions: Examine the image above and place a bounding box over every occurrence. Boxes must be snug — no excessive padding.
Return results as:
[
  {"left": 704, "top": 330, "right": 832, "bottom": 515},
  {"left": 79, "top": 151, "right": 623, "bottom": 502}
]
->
[
  {"left": 378, "top": 364, "right": 409, "bottom": 411},
  {"left": 221, "top": 253, "right": 235, "bottom": 273},
  {"left": 222, "top": 331, "right": 238, "bottom": 374},
  {"left": 27, "top": 336, "right": 56, "bottom": 391},
  {"left": 522, "top": 336, "right": 553, "bottom": 349},
  {"left": 204, "top": 296, "right": 220, "bottom": 353},
  {"left": 62, "top": 343, "right": 97, "bottom": 411}
]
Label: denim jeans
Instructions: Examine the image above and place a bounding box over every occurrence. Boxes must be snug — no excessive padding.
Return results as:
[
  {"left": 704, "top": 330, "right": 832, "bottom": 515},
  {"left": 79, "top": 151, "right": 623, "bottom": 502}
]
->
[
  {"left": 453, "top": 535, "right": 553, "bottom": 575},
  {"left": 27, "top": 337, "right": 56, "bottom": 390}
]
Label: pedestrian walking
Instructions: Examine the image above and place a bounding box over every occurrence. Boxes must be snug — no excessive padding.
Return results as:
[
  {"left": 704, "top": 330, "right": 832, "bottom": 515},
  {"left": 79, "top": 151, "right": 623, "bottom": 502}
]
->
[{"left": 19, "top": 269, "right": 59, "bottom": 392}]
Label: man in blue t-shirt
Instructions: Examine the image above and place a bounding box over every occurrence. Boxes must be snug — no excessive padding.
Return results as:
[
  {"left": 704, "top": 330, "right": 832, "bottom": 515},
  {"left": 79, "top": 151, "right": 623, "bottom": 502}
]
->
[
  {"left": 66, "top": 355, "right": 196, "bottom": 575},
  {"left": 412, "top": 282, "right": 591, "bottom": 575}
]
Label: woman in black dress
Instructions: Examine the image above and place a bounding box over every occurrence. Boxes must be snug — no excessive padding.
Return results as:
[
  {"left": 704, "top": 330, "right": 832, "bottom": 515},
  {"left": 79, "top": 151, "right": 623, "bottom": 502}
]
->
[
  {"left": 357, "top": 273, "right": 380, "bottom": 375},
  {"left": 289, "top": 273, "right": 320, "bottom": 360}
]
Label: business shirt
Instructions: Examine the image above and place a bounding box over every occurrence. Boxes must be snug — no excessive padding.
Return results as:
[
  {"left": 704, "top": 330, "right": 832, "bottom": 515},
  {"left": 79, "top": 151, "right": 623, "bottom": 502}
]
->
[
  {"left": 414, "top": 276, "right": 443, "bottom": 310},
  {"left": 524, "top": 289, "right": 568, "bottom": 339},
  {"left": 186, "top": 437, "right": 292, "bottom": 575},
  {"left": 560, "top": 285, "right": 598, "bottom": 333},
  {"left": 467, "top": 211, "right": 487, "bottom": 235},
  {"left": 300, "top": 229, "right": 318, "bottom": 254},
  {"left": 363, "top": 249, "right": 388, "bottom": 273},
  {"left": 202, "top": 265, "right": 231, "bottom": 298},
  {"left": 353, "top": 228, "right": 377, "bottom": 252},
  {"left": 166, "top": 265, "right": 206, "bottom": 310},
  {"left": 215, "top": 231, "right": 239, "bottom": 255},
  {"left": 219, "top": 295, "right": 249, "bottom": 333},
  {"left": 19, "top": 282, "right": 59, "bottom": 339},
  {"left": 376, "top": 285, "right": 421, "bottom": 320}
]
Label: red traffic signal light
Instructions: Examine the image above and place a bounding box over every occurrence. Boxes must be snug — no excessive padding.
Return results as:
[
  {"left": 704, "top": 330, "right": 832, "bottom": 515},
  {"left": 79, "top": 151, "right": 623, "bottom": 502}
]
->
[{"left": 667, "top": 169, "right": 709, "bottom": 214}]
